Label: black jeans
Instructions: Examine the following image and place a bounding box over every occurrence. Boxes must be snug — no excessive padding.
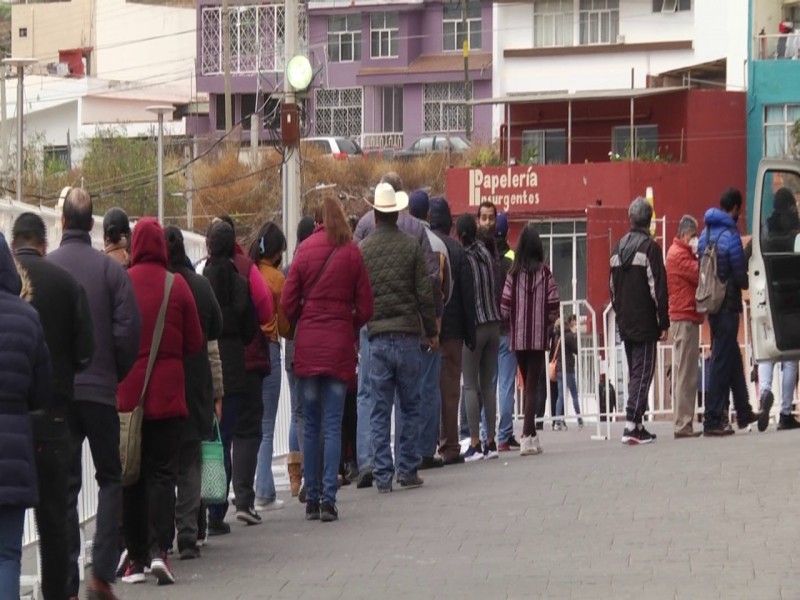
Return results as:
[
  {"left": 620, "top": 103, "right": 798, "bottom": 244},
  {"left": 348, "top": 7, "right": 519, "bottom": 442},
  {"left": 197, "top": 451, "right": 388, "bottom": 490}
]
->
[
  {"left": 535, "top": 363, "right": 558, "bottom": 427},
  {"left": 174, "top": 433, "right": 201, "bottom": 551},
  {"left": 66, "top": 401, "right": 122, "bottom": 594},
  {"left": 705, "top": 311, "right": 753, "bottom": 429},
  {"left": 32, "top": 415, "right": 69, "bottom": 600},
  {"left": 341, "top": 387, "right": 358, "bottom": 472},
  {"left": 123, "top": 418, "right": 182, "bottom": 564}
]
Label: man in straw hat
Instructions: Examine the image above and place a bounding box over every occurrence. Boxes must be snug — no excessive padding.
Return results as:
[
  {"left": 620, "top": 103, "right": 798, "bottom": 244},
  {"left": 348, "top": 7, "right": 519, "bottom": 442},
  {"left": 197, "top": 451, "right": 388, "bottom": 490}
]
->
[{"left": 359, "top": 182, "right": 439, "bottom": 493}]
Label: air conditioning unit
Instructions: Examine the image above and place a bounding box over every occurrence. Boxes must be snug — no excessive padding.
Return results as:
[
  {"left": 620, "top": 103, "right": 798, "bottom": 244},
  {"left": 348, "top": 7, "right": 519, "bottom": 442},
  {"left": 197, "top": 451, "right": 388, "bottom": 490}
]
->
[{"left": 616, "top": 34, "right": 625, "bottom": 44}]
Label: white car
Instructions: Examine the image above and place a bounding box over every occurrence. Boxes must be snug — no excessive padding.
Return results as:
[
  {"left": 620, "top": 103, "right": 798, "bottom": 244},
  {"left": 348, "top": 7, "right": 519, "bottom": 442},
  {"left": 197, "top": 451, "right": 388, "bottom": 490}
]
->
[{"left": 301, "top": 137, "right": 363, "bottom": 159}]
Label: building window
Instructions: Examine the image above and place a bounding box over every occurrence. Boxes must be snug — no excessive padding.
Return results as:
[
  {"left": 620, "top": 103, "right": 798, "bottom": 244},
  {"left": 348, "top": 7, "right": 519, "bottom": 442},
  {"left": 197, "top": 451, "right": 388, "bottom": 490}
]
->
[
  {"left": 370, "top": 12, "right": 398, "bottom": 59},
  {"left": 263, "top": 95, "right": 281, "bottom": 130},
  {"left": 18, "top": 28, "right": 28, "bottom": 38},
  {"left": 423, "top": 82, "right": 471, "bottom": 133},
  {"left": 611, "top": 124, "right": 659, "bottom": 158},
  {"left": 315, "top": 87, "right": 362, "bottom": 137},
  {"left": 652, "top": 0, "right": 691, "bottom": 12},
  {"left": 44, "top": 145, "right": 70, "bottom": 173},
  {"left": 533, "top": 0, "right": 573, "bottom": 48},
  {"left": 241, "top": 94, "right": 258, "bottom": 132},
  {"left": 531, "top": 220, "right": 587, "bottom": 304},
  {"left": 579, "top": 0, "right": 619, "bottom": 45},
  {"left": 201, "top": 3, "right": 306, "bottom": 75},
  {"left": 764, "top": 105, "right": 800, "bottom": 158},
  {"left": 381, "top": 86, "right": 403, "bottom": 132},
  {"left": 328, "top": 14, "right": 362, "bottom": 62},
  {"left": 521, "top": 129, "right": 567, "bottom": 164},
  {"left": 215, "top": 96, "right": 226, "bottom": 131},
  {"left": 443, "top": 0, "right": 481, "bottom": 52}
]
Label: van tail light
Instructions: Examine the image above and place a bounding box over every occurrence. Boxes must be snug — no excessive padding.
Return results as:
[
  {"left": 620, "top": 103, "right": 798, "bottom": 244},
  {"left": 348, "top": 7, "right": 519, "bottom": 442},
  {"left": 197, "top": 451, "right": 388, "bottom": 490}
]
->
[{"left": 332, "top": 152, "right": 348, "bottom": 160}]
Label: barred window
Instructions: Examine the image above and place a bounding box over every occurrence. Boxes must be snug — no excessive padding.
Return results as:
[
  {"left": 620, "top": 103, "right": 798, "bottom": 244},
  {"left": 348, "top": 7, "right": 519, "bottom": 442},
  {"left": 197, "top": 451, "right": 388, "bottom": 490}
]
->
[
  {"left": 315, "top": 88, "right": 363, "bottom": 137},
  {"left": 370, "top": 12, "right": 399, "bottom": 58},
  {"left": 328, "top": 14, "right": 362, "bottom": 62},
  {"left": 201, "top": 3, "right": 307, "bottom": 75},
  {"left": 423, "top": 83, "right": 471, "bottom": 133}
]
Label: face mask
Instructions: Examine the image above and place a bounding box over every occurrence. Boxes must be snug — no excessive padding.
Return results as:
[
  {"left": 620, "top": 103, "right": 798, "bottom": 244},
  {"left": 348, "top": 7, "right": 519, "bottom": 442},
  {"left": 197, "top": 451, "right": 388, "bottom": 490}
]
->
[{"left": 690, "top": 237, "right": 699, "bottom": 254}]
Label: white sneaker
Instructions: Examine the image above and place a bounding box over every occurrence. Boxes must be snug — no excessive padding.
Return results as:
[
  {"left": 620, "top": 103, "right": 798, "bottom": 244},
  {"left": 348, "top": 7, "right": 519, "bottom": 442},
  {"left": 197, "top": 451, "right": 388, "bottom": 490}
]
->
[
  {"left": 255, "top": 498, "right": 285, "bottom": 511},
  {"left": 520, "top": 435, "right": 542, "bottom": 456}
]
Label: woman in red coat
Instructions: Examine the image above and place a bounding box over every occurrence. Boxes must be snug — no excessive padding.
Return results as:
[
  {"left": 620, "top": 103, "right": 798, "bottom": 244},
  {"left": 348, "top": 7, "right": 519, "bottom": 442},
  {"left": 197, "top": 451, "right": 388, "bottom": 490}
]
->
[
  {"left": 282, "top": 197, "right": 373, "bottom": 522},
  {"left": 117, "top": 218, "right": 203, "bottom": 585}
]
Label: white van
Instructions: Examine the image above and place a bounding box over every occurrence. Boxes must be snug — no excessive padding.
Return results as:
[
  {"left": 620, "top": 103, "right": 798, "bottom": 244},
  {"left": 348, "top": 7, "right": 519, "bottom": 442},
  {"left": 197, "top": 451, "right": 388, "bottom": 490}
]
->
[{"left": 749, "top": 159, "right": 800, "bottom": 361}]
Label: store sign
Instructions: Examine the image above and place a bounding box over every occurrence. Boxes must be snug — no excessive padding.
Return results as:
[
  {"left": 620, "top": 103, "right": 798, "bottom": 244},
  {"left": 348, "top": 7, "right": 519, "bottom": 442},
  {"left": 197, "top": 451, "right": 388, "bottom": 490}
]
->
[{"left": 468, "top": 167, "right": 540, "bottom": 211}]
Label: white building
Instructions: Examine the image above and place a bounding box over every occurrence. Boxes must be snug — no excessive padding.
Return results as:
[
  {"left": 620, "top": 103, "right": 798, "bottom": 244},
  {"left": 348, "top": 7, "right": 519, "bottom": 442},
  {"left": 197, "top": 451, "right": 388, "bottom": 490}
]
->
[{"left": 491, "top": 0, "right": 748, "bottom": 135}]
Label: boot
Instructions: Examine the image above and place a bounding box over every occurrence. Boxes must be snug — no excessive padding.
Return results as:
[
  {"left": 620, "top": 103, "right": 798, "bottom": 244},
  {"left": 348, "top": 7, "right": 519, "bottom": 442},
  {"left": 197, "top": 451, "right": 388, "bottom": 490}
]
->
[{"left": 287, "top": 451, "right": 303, "bottom": 497}]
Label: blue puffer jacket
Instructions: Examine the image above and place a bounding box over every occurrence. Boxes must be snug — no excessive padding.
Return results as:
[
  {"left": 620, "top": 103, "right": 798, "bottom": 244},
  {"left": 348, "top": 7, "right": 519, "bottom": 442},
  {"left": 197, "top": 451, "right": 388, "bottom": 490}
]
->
[
  {"left": 0, "top": 233, "right": 51, "bottom": 508},
  {"left": 698, "top": 208, "right": 748, "bottom": 313}
]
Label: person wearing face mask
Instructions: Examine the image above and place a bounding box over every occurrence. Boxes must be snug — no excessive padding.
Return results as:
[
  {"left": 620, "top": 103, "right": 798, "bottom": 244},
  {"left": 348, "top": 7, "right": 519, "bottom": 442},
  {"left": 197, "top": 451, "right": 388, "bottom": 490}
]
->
[
  {"left": 666, "top": 215, "right": 703, "bottom": 438},
  {"left": 698, "top": 188, "right": 765, "bottom": 436}
]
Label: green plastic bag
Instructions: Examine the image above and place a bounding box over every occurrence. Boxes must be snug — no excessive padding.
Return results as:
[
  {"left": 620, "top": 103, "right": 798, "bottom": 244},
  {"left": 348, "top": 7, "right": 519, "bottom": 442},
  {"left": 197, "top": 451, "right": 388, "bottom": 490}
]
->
[{"left": 200, "top": 418, "right": 227, "bottom": 503}]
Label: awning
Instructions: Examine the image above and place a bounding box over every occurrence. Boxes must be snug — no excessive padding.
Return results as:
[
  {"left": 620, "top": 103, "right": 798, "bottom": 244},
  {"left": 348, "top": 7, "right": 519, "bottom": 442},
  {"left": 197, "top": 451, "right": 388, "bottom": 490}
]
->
[{"left": 468, "top": 86, "right": 688, "bottom": 106}]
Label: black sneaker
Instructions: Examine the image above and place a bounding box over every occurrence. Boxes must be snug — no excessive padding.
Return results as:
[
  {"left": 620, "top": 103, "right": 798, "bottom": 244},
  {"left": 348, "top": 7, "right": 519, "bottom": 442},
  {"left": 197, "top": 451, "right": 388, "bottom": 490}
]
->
[
  {"left": 638, "top": 426, "right": 657, "bottom": 442},
  {"left": 377, "top": 482, "right": 392, "bottom": 493},
  {"left": 442, "top": 454, "right": 465, "bottom": 465},
  {"left": 398, "top": 473, "right": 424, "bottom": 489},
  {"left": 298, "top": 482, "right": 307, "bottom": 503},
  {"left": 179, "top": 546, "right": 200, "bottom": 561},
  {"left": 621, "top": 427, "right": 654, "bottom": 445},
  {"left": 777, "top": 413, "right": 800, "bottom": 430},
  {"left": 305, "top": 501, "right": 320, "bottom": 521},
  {"left": 356, "top": 470, "right": 374, "bottom": 489},
  {"left": 464, "top": 443, "right": 484, "bottom": 462},
  {"left": 207, "top": 519, "right": 231, "bottom": 536},
  {"left": 758, "top": 391, "right": 774, "bottom": 432},
  {"left": 506, "top": 435, "right": 521, "bottom": 449},
  {"left": 419, "top": 456, "right": 444, "bottom": 470},
  {"left": 483, "top": 441, "right": 500, "bottom": 459},
  {"left": 320, "top": 502, "right": 338, "bottom": 522},
  {"left": 236, "top": 507, "right": 262, "bottom": 526}
]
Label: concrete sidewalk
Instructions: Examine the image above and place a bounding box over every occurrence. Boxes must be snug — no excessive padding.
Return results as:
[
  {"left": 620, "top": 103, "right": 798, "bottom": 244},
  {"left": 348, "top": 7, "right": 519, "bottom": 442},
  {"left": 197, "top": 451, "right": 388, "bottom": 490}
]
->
[{"left": 91, "top": 422, "right": 800, "bottom": 599}]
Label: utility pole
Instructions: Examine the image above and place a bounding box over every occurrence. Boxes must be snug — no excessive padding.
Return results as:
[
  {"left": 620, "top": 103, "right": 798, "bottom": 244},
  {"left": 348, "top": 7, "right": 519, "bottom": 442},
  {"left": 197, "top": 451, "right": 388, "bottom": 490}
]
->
[
  {"left": 0, "top": 68, "right": 8, "bottom": 197},
  {"left": 282, "top": 0, "right": 301, "bottom": 258},
  {"left": 462, "top": 0, "right": 472, "bottom": 141},
  {"left": 184, "top": 144, "right": 194, "bottom": 230},
  {"left": 3, "top": 58, "right": 36, "bottom": 203},
  {"left": 222, "top": 0, "right": 233, "bottom": 133}
]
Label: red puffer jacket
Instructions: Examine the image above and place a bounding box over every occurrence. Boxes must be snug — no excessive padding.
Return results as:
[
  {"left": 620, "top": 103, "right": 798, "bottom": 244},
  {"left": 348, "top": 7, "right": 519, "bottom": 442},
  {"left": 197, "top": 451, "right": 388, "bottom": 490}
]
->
[
  {"left": 282, "top": 227, "right": 373, "bottom": 383},
  {"left": 117, "top": 219, "right": 204, "bottom": 419},
  {"left": 665, "top": 237, "right": 703, "bottom": 325}
]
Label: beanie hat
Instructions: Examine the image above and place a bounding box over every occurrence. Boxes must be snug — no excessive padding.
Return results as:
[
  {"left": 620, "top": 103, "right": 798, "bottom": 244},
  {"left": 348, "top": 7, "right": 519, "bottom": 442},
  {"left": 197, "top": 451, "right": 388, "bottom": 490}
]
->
[
  {"left": 297, "top": 216, "right": 316, "bottom": 245},
  {"left": 429, "top": 197, "right": 452, "bottom": 233},
  {"left": 496, "top": 212, "right": 509, "bottom": 238},
  {"left": 408, "top": 190, "right": 430, "bottom": 220}
]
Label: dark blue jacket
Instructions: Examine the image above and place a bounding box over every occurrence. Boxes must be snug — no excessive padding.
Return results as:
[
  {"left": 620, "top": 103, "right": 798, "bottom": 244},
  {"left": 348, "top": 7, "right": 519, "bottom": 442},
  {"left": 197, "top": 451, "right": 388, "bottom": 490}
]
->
[
  {"left": 698, "top": 208, "right": 748, "bottom": 313},
  {"left": 0, "top": 233, "right": 50, "bottom": 508},
  {"left": 48, "top": 230, "right": 141, "bottom": 405}
]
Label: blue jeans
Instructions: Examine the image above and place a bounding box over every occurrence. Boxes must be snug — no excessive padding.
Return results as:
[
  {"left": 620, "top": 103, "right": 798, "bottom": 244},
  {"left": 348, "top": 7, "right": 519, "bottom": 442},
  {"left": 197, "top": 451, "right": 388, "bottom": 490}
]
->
[
  {"left": 556, "top": 371, "right": 581, "bottom": 421},
  {"left": 0, "top": 507, "right": 25, "bottom": 598},
  {"left": 256, "top": 342, "right": 282, "bottom": 502},
  {"left": 298, "top": 376, "right": 346, "bottom": 506},
  {"left": 417, "top": 346, "right": 442, "bottom": 458},
  {"left": 356, "top": 326, "right": 374, "bottom": 472},
  {"left": 288, "top": 367, "right": 300, "bottom": 453},
  {"left": 495, "top": 334, "right": 518, "bottom": 443},
  {"left": 758, "top": 361, "right": 798, "bottom": 414},
  {"left": 370, "top": 334, "right": 421, "bottom": 488}
]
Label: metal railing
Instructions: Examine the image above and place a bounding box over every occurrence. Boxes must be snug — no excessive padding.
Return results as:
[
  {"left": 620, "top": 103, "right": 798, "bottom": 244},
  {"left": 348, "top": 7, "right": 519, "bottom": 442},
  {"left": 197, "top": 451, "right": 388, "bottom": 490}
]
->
[{"left": 754, "top": 33, "right": 800, "bottom": 60}]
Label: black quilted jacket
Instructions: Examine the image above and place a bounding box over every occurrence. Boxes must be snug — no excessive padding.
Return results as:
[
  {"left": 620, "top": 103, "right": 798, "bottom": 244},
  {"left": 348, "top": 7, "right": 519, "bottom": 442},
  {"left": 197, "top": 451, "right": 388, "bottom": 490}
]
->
[{"left": 360, "top": 223, "right": 437, "bottom": 340}]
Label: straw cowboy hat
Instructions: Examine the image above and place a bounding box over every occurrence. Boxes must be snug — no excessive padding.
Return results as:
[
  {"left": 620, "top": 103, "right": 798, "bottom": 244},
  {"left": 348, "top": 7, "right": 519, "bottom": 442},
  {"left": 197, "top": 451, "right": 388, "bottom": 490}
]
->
[{"left": 370, "top": 182, "right": 409, "bottom": 213}]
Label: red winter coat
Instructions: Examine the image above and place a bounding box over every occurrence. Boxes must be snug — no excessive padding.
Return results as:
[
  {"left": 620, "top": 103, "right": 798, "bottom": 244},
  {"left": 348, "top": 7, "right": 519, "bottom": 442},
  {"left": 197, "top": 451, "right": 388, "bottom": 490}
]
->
[
  {"left": 282, "top": 226, "right": 373, "bottom": 383},
  {"left": 117, "top": 219, "right": 204, "bottom": 420},
  {"left": 665, "top": 237, "right": 703, "bottom": 324}
]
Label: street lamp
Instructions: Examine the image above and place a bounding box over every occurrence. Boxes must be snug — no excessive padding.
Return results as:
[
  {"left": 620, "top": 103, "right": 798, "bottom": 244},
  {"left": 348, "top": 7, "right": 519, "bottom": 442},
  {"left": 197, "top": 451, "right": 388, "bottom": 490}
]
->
[
  {"left": 3, "top": 58, "right": 37, "bottom": 203},
  {"left": 146, "top": 105, "right": 174, "bottom": 225},
  {"left": 302, "top": 182, "right": 336, "bottom": 198}
]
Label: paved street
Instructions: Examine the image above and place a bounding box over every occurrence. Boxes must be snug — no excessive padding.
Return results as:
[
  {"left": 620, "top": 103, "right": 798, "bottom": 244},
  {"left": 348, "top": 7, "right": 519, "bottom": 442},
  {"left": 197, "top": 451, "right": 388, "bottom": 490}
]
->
[{"left": 105, "top": 421, "right": 799, "bottom": 599}]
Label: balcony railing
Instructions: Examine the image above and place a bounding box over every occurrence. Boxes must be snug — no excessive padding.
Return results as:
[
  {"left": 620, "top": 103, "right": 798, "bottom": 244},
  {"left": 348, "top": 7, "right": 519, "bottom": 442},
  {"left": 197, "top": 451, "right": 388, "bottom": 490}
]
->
[
  {"left": 755, "top": 33, "right": 800, "bottom": 60},
  {"left": 361, "top": 132, "right": 404, "bottom": 150}
]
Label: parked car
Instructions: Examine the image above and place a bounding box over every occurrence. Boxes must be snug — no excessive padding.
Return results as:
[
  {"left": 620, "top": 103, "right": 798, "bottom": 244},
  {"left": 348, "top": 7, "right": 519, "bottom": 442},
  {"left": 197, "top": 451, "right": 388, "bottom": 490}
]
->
[
  {"left": 363, "top": 147, "right": 398, "bottom": 161},
  {"left": 396, "top": 135, "right": 471, "bottom": 159},
  {"left": 301, "top": 136, "right": 363, "bottom": 159}
]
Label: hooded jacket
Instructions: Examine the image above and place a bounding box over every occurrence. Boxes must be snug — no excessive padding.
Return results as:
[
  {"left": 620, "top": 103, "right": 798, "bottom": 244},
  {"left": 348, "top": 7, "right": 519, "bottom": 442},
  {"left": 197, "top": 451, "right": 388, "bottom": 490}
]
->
[
  {"left": 0, "top": 233, "right": 50, "bottom": 508},
  {"left": 15, "top": 247, "right": 95, "bottom": 416},
  {"left": 666, "top": 238, "right": 702, "bottom": 324},
  {"left": 697, "top": 208, "right": 747, "bottom": 314},
  {"left": 117, "top": 219, "right": 204, "bottom": 420},
  {"left": 500, "top": 264, "right": 560, "bottom": 352},
  {"left": 48, "top": 229, "right": 141, "bottom": 405},
  {"left": 610, "top": 227, "right": 669, "bottom": 342}
]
